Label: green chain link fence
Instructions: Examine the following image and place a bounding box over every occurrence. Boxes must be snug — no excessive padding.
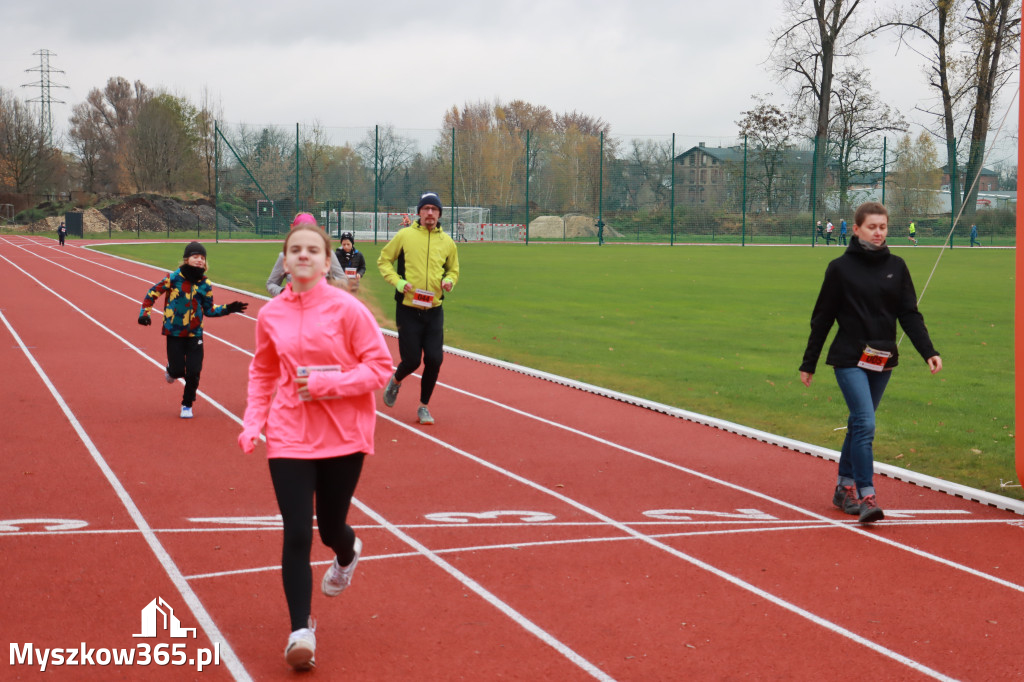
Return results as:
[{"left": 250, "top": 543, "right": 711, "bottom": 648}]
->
[{"left": 213, "top": 122, "right": 1016, "bottom": 247}]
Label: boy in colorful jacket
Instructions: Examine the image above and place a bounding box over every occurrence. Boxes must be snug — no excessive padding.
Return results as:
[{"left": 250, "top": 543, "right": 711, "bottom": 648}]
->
[{"left": 138, "top": 242, "right": 248, "bottom": 418}]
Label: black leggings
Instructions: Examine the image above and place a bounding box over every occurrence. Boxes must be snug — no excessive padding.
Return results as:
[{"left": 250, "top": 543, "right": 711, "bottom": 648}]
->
[
  {"left": 268, "top": 454, "right": 365, "bottom": 631},
  {"left": 394, "top": 303, "right": 445, "bottom": 404},
  {"left": 165, "top": 336, "right": 203, "bottom": 407}
]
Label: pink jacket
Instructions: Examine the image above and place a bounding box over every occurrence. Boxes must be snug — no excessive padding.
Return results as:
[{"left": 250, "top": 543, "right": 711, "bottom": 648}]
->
[{"left": 240, "top": 278, "right": 393, "bottom": 459}]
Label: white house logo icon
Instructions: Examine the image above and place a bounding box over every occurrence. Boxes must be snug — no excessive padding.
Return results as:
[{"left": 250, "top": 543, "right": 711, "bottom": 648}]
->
[{"left": 133, "top": 597, "right": 197, "bottom": 639}]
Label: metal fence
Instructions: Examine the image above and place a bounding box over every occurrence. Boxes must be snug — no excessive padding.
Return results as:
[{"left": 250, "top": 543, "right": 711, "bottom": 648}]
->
[{"left": 213, "top": 122, "right": 1017, "bottom": 246}]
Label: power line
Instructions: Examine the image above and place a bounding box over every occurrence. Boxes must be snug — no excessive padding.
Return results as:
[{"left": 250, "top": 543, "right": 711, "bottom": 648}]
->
[{"left": 21, "top": 48, "right": 69, "bottom": 146}]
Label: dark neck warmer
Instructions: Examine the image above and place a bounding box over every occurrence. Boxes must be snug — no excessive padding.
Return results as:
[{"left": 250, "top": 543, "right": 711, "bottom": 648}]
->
[{"left": 180, "top": 264, "right": 206, "bottom": 283}]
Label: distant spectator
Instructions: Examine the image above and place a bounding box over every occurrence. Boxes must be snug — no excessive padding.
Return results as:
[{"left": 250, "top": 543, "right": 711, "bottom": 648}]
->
[
  {"left": 57, "top": 221, "right": 67, "bottom": 247},
  {"left": 334, "top": 232, "right": 366, "bottom": 293},
  {"left": 970, "top": 223, "right": 981, "bottom": 247}
]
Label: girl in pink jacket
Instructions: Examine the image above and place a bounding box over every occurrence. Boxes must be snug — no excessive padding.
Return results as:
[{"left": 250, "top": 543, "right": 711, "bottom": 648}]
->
[{"left": 238, "top": 222, "right": 392, "bottom": 671}]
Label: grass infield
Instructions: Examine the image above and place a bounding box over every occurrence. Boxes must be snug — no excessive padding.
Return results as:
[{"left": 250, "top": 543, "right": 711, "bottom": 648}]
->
[{"left": 97, "top": 240, "right": 1017, "bottom": 501}]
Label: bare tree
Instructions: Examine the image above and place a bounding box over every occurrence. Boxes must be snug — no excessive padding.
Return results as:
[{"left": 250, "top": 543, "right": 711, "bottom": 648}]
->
[
  {"left": 865, "top": 0, "right": 1018, "bottom": 221},
  {"left": 67, "top": 100, "right": 107, "bottom": 193},
  {"left": 771, "top": 0, "right": 864, "bottom": 211},
  {"left": 66, "top": 77, "right": 153, "bottom": 193},
  {"left": 196, "top": 86, "right": 223, "bottom": 196},
  {"left": 736, "top": 95, "right": 803, "bottom": 212},
  {"left": 888, "top": 131, "right": 943, "bottom": 218},
  {"left": 357, "top": 124, "right": 416, "bottom": 207},
  {"left": 300, "top": 120, "right": 330, "bottom": 205},
  {"left": 827, "top": 69, "right": 909, "bottom": 215},
  {"left": 959, "top": 0, "right": 1020, "bottom": 216},
  {"left": 0, "top": 88, "right": 60, "bottom": 193}
]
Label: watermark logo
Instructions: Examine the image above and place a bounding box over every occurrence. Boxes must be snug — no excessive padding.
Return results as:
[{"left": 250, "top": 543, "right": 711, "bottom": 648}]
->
[
  {"left": 10, "top": 597, "right": 219, "bottom": 672},
  {"left": 134, "top": 597, "right": 196, "bottom": 639}
]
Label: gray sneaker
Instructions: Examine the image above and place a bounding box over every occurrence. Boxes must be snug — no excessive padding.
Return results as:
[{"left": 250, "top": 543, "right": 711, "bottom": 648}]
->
[
  {"left": 383, "top": 375, "right": 400, "bottom": 407},
  {"left": 417, "top": 406, "right": 434, "bottom": 425}
]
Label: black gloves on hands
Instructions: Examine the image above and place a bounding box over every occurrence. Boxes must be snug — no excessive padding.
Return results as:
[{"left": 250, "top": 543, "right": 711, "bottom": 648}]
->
[
  {"left": 225, "top": 301, "right": 248, "bottom": 315},
  {"left": 138, "top": 314, "right": 152, "bottom": 326}
]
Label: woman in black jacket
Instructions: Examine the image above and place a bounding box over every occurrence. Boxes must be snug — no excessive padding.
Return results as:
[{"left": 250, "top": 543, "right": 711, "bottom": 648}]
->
[
  {"left": 335, "top": 232, "right": 367, "bottom": 293},
  {"left": 799, "top": 202, "right": 942, "bottom": 523}
]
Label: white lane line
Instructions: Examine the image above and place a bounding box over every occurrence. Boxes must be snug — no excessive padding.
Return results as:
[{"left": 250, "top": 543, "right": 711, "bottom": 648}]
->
[
  {"left": 378, "top": 412, "right": 957, "bottom": 682},
  {"left": 1, "top": 238, "right": 257, "bottom": 350},
  {"left": 350, "top": 498, "right": 614, "bottom": 681},
  {"left": 428, "top": 376, "right": 1024, "bottom": 595},
  {"left": 0, "top": 307, "right": 252, "bottom": 682},
  {"left": 0, "top": 250, "right": 614, "bottom": 682}
]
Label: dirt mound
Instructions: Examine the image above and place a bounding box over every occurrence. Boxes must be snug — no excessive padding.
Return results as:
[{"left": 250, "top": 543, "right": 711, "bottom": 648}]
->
[
  {"left": 528, "top": 214, "right": 623, "bottom": 239},
  {"left": 26, "top": 194, "right": 216, "bottom": 234}
]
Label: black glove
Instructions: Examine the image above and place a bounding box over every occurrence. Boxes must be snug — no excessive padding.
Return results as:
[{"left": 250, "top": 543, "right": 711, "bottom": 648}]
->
[
  {"left": 225, "top": 301, "right": 248, "bottom": 314},
  {"left": 138, "top": 314, "right": 152, "bottom": 326}
]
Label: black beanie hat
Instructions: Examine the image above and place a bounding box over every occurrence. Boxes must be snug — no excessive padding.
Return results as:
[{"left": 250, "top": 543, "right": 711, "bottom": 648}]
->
[
  {"left": 417, "top": 192, "right": 443, "bottom": 215},
  {"left": 340, "top": 231, "right": 355, "bottom": 245},
  {"left": 183, "top": 241, "right": 207, "bottom": 259}
]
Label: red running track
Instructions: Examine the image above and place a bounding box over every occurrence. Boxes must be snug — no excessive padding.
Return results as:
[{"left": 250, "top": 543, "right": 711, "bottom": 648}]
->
[{"left": 2, "top": 235, "right": 1023, "bottom": 681}]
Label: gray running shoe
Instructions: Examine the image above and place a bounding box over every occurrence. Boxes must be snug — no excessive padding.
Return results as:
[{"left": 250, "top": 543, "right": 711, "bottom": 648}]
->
[
  {"left": 832, "top": 485, "right": 860, "bottom": 515},
  {"left": 858, "top": 495, "right": 885, "bottom": 523},
  {"left": 417, "top": 406, "right": 434, "bottom": 425},
  {"left": 383, "top": 375, "right": 400, "bottom": 407}
]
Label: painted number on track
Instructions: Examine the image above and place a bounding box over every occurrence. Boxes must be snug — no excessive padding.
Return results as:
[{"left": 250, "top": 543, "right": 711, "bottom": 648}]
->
[{"left": 425, "top": 511, "right": 557, "bottom": 524}]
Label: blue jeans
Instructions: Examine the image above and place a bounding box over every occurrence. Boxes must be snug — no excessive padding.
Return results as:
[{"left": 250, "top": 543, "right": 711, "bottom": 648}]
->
[{"left": 833, "top": 367, "right": 892, "bottom": 497}]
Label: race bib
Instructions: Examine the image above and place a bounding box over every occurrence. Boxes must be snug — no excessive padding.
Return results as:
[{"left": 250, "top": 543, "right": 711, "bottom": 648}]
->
[
  {"left": 412, "top": 288, "right": 435, "bottom": 308},
  {"left": 857, "top": 346, "right": 891, "bottom": 372},
  {"left": 344, "top": 268, "right": 358, "bottom": 278},
  {"left": 296, "top": 365, "right": 342, "bottom": 401}
]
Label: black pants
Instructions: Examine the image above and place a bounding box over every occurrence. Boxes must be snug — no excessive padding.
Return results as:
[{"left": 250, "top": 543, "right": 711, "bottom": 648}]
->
[
  {"left": 58, "top": 234, "right": 65, "bottom": 245},
  {"left": 166, "top": 336, "right": 203, "bottom": 407},
  {"left": 268, "top": 454, "right": 365, "bottom": 631},
  {"left": 394, "top": 303, "right": 444, "bottom": 405}
]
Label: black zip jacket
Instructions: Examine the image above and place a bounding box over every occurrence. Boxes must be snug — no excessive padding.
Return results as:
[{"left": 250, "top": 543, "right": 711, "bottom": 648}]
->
[
  {"left": 335, "top": 248, "right": 367, "bottom": 277},
  {"left": 800, "top": 236, "right": 938, "bottom": 374}
]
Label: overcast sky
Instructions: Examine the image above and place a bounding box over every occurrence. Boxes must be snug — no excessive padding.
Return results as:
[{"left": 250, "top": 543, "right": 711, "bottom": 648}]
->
[{"left": 1, "top": 0, "right": 1018, "bottom": 163}]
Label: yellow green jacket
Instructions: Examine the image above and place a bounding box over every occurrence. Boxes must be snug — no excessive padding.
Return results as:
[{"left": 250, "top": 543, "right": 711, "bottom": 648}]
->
[{"left": 377, "top": 221, "right": 460, "bottom": 308}]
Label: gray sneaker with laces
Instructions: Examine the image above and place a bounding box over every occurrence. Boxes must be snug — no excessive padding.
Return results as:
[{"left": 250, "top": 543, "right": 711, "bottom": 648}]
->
[
  {"left": 383, "top": 375, "right": 400, "bottom": 407},
  {"left": 417, "top": 406, "right": 434, "bottom": 425}
]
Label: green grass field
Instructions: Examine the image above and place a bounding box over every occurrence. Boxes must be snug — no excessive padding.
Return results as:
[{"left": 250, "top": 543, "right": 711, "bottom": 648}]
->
[{"left": 95, "top": 239, "right": 1018, "bottom": 501}]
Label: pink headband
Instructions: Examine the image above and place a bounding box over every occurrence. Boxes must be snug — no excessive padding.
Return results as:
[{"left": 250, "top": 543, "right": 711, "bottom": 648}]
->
[{"left": 290, "top": 212, "right": 318, "bottom": 228}]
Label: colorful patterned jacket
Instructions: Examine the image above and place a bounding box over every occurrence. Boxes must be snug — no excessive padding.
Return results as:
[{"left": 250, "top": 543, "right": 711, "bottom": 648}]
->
[{"left": 139, "top": 268, "right": 229, "bottom": 338}]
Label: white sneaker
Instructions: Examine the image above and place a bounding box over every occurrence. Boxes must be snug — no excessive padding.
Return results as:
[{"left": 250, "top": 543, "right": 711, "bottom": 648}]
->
[
  {"left": 180, "top": 406, "right": 193, "bottom": 419},
  {"left": 322, "top": 536, "right": 361, "bottom": 596},
  {"left": 284, "top": 624, "right": 316, "bottom": 670}
]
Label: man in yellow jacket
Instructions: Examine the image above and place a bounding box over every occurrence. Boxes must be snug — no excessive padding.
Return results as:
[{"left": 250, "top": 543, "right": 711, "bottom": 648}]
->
[{"left": 377, "top": 192, "right": 460, "bottom": 425}]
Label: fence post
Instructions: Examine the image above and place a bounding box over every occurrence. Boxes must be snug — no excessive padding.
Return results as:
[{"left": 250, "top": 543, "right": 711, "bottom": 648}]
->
[
  {"left": 670, "top": 133, "right": 675, "bottom": 246},
  {"left": 598, "top": 131, "right": 604, "bottom": 245},
  {"left": 373, "top": 125, "right": 379, "bottom": 243},
  {"left": 810, "top": 136, "right": 819, "bottom": 246},
  {"left": 525, "top": 130, "right": 530, "bottom": 246},
  {"left": 881, "top": 136, "right": 887, "bottom": 205},
  {"left": 450, "top": 127, "right": 456, "bottom": 237},
  {"left": 741, "top": 134, "right": 748, "bottom": 247}
]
